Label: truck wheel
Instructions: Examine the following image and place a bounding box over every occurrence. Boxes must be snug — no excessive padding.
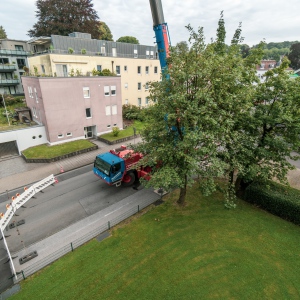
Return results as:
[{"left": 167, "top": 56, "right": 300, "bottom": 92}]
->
[{"left": 122, "top": 172, "right": 136, "bottom": 187}]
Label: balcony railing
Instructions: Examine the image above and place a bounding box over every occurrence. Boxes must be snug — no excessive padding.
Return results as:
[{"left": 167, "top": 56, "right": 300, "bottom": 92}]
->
[
  {"left": 0, "top": 49, "right": 31, "bottom": 56},
  {"left": 0, "top": 79, "right": 20, "bottom": 86},
  {"left": 31, "top": 49, "right": 157, "bottom": 60},
  {"left": 0, "top": 64, "right": 17, "bottom": 72}
]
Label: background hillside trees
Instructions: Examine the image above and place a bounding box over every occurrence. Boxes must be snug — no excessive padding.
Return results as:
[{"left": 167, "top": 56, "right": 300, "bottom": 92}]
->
[
  {"left": 116, "top": 36, "right": 139, "bottom": 44},
  {"left": 28, "top": 0, "right": 100, "bottom": 39}
]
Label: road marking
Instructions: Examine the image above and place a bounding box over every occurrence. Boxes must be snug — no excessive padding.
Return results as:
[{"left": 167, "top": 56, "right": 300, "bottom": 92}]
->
[{"left": 104, "top": 202, "right": 132, "bottom": 217}]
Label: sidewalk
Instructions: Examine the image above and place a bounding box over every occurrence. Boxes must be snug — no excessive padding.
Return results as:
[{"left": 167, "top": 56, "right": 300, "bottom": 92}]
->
[{"left": 0, "top": 138, "right": 141, "bottom": 194}]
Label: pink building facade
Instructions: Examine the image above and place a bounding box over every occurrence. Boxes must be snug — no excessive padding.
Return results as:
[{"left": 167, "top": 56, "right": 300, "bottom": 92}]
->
[{"left": 22, "top": 76, "right": 122, "bottom": 144}]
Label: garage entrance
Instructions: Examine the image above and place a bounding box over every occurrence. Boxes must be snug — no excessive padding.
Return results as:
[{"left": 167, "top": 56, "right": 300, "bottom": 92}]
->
[{"left": 0, "top": 141, "right": 19, "bottom": 160}]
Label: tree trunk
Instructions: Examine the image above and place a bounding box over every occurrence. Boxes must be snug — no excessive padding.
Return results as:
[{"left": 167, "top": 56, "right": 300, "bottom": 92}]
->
[
  {"left": 177, "top": 175, "right": 187, "bottom": 206},
  {"left": 235, "top": 177, "right": 251, "bottom": 199}
]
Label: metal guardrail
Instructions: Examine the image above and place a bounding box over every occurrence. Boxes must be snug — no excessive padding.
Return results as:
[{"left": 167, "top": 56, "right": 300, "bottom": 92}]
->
[
  {"left": 0, "top": 65, "right": 16, "bottom": 72},
  {"left": 13, "top": 195, "right": 159, "bottom": 282},
  {"left": 32, "top": 49, "right": 156, "bottom": 60},
  {"left": 0, "top": 50, "right": 30, "bottom": 56},
  {"left": 0, "top": 79, "right": 19, "bottom": 86}
]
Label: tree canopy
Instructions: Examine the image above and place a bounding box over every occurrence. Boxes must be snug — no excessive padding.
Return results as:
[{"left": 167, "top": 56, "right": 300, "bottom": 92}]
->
[
  {"left": 116, "top": 36, "right": 139, "bottom": 44},
  {"left": 134, "top": 14, "right": 300, "bottom": 206},
  {"left": 28, "top": 0, "right": 100, "bottom": 39},
  {"left": 0, "top": 25, "right": 7, "bottom": 39},
  {"left": 98, "top": 21, "right": 113, "bottom": 41},
  {"left": 288, "top": 43, "right": 300, "bottom": 69}
]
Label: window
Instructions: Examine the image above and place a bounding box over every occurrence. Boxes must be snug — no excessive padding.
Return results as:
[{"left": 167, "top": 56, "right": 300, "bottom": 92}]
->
[
  {"left": 111, "top": 86, "right": 116, "bottom": 96},
  {"left": 145, "top": 66, "right": 149, "bottom": 74},
  {"left": 83, "top": 87, "right": 90, "bottom": 98},
  {"left": 0, "top": 58, "right": 9, "bottom": 64},
  {"left": 32, "top": 107, "right": 37, "bottom": 118},
  {"left": 154, "top": 66, "right": 158, "bottom": 74},
  {"left": 97, "top": 65, "right": 102, "bottom": 72},
  {"left": 112, "top": 48, "right": 117, "bottom": 57},
  {"left": 56, "top": 64, "right": 68, "bottom": 77},
  {"left": 138, "top": 98, "right": 142, "bottom": 107},
  {"left": 107, "top": 125, "right": 111, "bottom": 128},
  {"left": 101, "top": 47, "right": 105, "bottom": 55},
  {"left": 86, "top": 108, "right": 92, "bottom": 118},
  {"left": 105, "top": 106, "right": 111, "bottom": 116},
  {"left": 15, "top": 45, "right": 24, "bottom": 51},
  {"left": 58, "top": 134, "right": 64, "bottom": 138},
  {"left": 112, "top": 105, "right": 117, "bottom": 115},
  {"left": 41, "top": 65, "right": 45, "bottom": 74},
  {"left": 134, "top": 49, "right": 138, "bottom": 58},
  {"left": 145, "top": 82, "right": 149, "bottom": 90},
  {"left": 125, "top": 99, "right": 128, "bottom": 104},
  {"left": 138, "top": 82, "right": 142, "bottom": 90},
  {"left": 28, "top": 86, "right": 33, "bottom": 98},
  {"left": 146, "top": 50, "right": 150, "bottom": 58},
  {"left": 17, "top": 58, "right": 25, "bottom": 70},
  {"left": 124, "top": 83, "right": 128, "bottom": 89},
  {"left": 150, "top": 51, "right": 154, "bottom": 59},
  {"left": 145, "top": 97, "right": 149, "bottom": 106},
  {"left": 34, "top": 87, "right": 38, "bottom": 103},
  {"left": 104, "top": 86, "right": 110, "bottom": 96},
  {"left": 116, "top": 66, "right": 120, "bottom": 75},
  {"left": 66, "top": 132, "right": 72, "bottom": 137},
  {"left": 124, "top": 66, "right": 127, "bottom": 71},
  {"left": 137, "top": 66, "right": 141, "bottom": 74}
]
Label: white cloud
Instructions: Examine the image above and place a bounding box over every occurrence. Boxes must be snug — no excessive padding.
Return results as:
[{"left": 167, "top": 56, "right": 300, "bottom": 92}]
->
[{"left": 0, "top": 0, "right": 299, "bottom": 47}]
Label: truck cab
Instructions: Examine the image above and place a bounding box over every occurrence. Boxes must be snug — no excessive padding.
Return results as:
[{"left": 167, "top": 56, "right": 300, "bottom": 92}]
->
[{"left": 93, "top": 152, "right": 125, "bottom": 186}]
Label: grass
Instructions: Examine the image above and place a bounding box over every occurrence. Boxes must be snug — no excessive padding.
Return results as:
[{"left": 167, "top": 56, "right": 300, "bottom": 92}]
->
[
  {"left": 99, "top": 120, "right": 144, "bottom": 141},
  {"left": 22, "top": 140, "right": 95, "bottom": 159},
  {"left": 10, "top": 183, "right": 300, "bottom": 300}
]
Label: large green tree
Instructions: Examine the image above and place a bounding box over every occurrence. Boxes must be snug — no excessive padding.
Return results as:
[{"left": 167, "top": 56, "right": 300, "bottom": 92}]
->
[
  {"left": 134, "top": 14, "right": 263, "bottom": 205},
  {"left": 288, "top": 43, "right": 300, "bottom": 69},
  {"left": 116, "top": 36, "right": 139, "bottom": 44},
  {"left": 28, "top": 0, "right": 100, "bottom": 39},
  {"left": 98, "top": 21, "right": 113, "bottom": 41},
  {"left": 0, "top": 26, "right": 7, "bottom": 39},
  {"left": 234, "top": 58, "right": 300, "bottom": 193}
]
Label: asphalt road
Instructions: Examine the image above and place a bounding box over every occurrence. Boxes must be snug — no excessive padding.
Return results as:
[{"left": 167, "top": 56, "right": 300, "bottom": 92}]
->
[{"left": 0, "top": 165, "right": 139, "bottom": 292}]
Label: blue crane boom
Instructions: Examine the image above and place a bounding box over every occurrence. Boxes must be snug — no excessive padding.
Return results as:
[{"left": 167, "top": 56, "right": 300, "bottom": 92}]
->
[{"left": 149, "top": 0, "right": 171, "bottom": 72}]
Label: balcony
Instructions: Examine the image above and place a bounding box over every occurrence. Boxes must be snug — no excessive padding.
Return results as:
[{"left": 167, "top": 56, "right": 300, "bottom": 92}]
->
[
  {"left": 0, "top": 79, "right": 20, "bottom": 86},
  {"left": 0, "top": 64, "right": 17, "bottom": 72},
  {"left": 0, "top": 49, "right": 31, "bottom": 56}
]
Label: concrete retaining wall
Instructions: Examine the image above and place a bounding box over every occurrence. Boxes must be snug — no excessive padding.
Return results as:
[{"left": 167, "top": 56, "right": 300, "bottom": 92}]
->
[{"left": 98, "top": 135, "right": 140, "bottom": 145}]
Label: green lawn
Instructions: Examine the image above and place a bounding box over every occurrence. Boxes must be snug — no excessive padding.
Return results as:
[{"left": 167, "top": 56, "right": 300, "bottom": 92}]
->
[
  {"left": 99, "top": 120, "right": 144, "bottom": 141},
  {"left": 22, "top": 140, "right": 95, "bottom": 159},
  {"left": 10, "top": 183, "right": 300, "bottom": 300}
]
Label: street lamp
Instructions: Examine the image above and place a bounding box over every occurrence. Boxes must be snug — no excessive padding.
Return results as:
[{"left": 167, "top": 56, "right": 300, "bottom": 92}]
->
[{"left": 1, "top": 93, "right": 11, "bottom": 126}]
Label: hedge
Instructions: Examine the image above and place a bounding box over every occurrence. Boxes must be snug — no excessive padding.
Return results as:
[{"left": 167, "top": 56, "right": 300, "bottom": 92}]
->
[{"left": 244, "top": 180, "right": 300, "bottom": 225}]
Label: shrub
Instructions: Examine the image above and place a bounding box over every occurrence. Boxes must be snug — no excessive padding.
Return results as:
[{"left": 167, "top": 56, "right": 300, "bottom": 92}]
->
[
  {"left": 244, "top": 180, "right": 300, "bottom": 225},
  {"left": 100, "top": 69, "right": 114, "bottom": 76},
  {"left": 81, "top": 48, "right": 86, "bottom": 54},
  {"left": 68, "top": 47, "right": 74, "bottom": 54},
  {"left": 112, "top": 126, "right": 120, "bottom": 137},
  {"left": 122, "top": 104, "right": 145, "bottom": 121},
  {"left": 2, "top": 95, "right": 24, "bottom": 105}
]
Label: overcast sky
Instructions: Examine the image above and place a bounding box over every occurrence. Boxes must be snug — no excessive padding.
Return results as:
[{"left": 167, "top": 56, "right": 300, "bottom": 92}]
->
[{"left": 1, "top": 0, "right": 299, "bottom": 47}]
